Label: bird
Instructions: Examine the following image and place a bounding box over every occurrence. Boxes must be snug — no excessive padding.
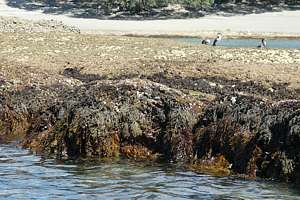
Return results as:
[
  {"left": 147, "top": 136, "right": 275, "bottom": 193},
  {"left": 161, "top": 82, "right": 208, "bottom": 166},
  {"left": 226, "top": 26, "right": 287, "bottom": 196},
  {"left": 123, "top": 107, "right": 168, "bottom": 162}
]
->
[
  {"left": 257, "top": 38, "right": 267, "bottom": 48},
  {"left": 212, "top": 33, "right": 222, "bottom": 46},
  {"left": 201, "top": 39, "right": 211, "bottom": 45}
]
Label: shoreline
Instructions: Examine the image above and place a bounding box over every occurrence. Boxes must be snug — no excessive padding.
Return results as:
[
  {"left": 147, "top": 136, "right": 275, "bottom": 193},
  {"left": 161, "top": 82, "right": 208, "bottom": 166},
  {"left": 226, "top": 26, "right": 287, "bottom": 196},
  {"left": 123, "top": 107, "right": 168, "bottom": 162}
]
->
[
  {"left": 115, "top": 32, "right": 300, "bottom": 40},
  {"left": 1, "top": 0, "right": 300, "bottom": 38}
]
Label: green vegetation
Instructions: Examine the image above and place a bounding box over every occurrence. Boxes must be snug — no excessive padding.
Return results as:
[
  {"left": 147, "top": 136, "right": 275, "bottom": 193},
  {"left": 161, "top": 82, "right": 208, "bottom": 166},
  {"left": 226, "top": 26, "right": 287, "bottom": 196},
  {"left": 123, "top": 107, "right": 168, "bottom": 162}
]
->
[
  {"left": 71, "top": 0, "right": 300, "bottom": 13},
  {"left": 32, "top": 0, "right": 300, "bottom": 17},
  {"left": 93, "top": 0, "right": 213, "bottom": 13}
]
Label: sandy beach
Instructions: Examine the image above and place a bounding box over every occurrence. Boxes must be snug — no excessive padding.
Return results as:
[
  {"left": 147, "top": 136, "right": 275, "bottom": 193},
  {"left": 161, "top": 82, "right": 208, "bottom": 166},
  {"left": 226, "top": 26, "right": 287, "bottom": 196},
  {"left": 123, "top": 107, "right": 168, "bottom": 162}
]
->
[{"left": 0, "top": 0, "right": 300, "bottom": 37}]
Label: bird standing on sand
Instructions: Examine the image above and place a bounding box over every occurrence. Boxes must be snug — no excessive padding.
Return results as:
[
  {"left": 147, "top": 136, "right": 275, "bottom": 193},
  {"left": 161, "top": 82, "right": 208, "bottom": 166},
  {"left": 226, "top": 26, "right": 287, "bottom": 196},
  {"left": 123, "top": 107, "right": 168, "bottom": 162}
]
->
[
  {"left": 257, "top": 38, "right": 267, "bottom": 48},
  {"left": 212, "top": 33, "right": 222, "bottom": 46}
]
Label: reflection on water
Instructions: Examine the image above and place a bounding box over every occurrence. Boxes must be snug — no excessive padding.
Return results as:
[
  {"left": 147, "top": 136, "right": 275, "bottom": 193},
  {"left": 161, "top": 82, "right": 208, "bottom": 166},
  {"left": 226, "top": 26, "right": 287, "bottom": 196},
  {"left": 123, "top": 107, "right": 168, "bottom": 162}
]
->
[
  {"left": 0, "top": 144, "right": 299, "bottom": 199},
  {"left": 177, "top": 38, "right": 300, "bottom": 49}
]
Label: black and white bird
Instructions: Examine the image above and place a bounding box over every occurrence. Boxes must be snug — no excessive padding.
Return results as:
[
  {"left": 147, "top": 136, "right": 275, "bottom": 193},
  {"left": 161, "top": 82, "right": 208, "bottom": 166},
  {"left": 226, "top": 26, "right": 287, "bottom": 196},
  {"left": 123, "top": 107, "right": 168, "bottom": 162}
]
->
[
  {"left": 212, "top": 33, "right": 222, "bottom": 46},
  {"left": 257, "top": 38, "right": 267, "bottom": 48},
  {"left": 201, "top": 39, "right": 211, "bottom": 45}
]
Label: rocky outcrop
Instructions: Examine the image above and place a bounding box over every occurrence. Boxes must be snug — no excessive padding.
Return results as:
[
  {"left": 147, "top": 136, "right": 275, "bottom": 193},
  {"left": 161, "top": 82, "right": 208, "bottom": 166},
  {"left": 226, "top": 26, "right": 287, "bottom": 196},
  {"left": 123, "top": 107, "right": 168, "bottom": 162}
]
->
[
  {"left": 194, "top": 96, "right": 300, "bottom": 182},
  {"left": 0, "top": 74, "right": 299, "bottom": 183},
  {"left": 1, "top": 79, "right": 202, "bottom": 161}
]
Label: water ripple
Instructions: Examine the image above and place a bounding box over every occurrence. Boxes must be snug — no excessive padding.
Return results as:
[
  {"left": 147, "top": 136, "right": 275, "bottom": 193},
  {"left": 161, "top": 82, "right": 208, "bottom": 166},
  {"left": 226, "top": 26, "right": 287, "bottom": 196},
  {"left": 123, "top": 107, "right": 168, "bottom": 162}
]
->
[{"left": 0, "top": 144, "right": 299, "bottom": 200}]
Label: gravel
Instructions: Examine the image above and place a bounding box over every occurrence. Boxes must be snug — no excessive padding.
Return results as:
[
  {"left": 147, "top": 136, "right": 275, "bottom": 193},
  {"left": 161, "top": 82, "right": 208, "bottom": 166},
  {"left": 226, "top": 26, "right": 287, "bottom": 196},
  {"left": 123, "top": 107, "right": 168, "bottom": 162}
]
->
[{"left": 0, "top": 16, "right": 80, "bottom": 33}]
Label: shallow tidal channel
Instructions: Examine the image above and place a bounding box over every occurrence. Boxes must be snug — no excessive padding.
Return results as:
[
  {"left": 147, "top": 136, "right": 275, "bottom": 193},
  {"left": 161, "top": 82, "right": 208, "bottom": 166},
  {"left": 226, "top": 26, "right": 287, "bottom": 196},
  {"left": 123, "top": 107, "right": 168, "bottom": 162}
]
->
[
  {"left": 176, "top": 38, "right": 300, "bottom": 49},
  {"left": 0, "top": 144, "right": 300, "bottom": 199}
]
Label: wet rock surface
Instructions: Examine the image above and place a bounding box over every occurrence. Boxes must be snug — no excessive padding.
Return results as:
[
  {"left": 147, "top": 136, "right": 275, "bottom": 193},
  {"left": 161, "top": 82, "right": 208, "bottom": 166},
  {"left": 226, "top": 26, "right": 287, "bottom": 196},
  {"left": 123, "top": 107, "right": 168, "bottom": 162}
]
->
[
  {"left": 194, "top": 95, "right": 300, "bottom": 182},
  {"left": 0, "top": 71, "right": 299, "bottom": 183},
  {"left": 1, "top": 79, "right": 202, "bottom": 161}
]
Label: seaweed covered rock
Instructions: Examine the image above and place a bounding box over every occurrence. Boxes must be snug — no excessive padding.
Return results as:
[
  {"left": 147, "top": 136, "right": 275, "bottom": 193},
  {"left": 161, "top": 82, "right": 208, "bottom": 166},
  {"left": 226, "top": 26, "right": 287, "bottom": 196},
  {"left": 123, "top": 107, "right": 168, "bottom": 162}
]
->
[
  {"left": 0, "top": 93, "right": 30, "bottom": 142},
  {"left": 2, "top": 79, "right": 202, "bottom": 161},
  {"left": 188, "top": 155, "right": 232, "bottom": 176},
  {"left": 1, "top": 75, "right": 300, "bottom": 183},
  {"left": 194, "top": 94, "right": 300, "bottom": 182}
]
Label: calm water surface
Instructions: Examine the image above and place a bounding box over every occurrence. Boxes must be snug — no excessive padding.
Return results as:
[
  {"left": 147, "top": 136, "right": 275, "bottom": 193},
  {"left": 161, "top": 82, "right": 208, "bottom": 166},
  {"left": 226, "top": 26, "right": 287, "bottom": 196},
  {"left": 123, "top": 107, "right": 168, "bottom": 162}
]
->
[
  {"left": 177, "top": 38, "right": 300, "bottom": 49},
  {"left": 0, "top": 144, "right": 300, "bottom": 200}
]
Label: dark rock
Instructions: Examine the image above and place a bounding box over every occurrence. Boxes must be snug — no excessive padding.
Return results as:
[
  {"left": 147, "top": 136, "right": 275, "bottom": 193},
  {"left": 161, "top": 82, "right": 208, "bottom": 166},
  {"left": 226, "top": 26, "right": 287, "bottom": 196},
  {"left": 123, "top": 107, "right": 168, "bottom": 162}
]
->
[
  {"left": 194, "top": 95, "right": 300, "bottom": 182},
  {"left": 1, "top": 75, "right": 299, "bottom": 183},
  {"left": 1, "top": 79, "right": 201, "bottom": 162}
]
